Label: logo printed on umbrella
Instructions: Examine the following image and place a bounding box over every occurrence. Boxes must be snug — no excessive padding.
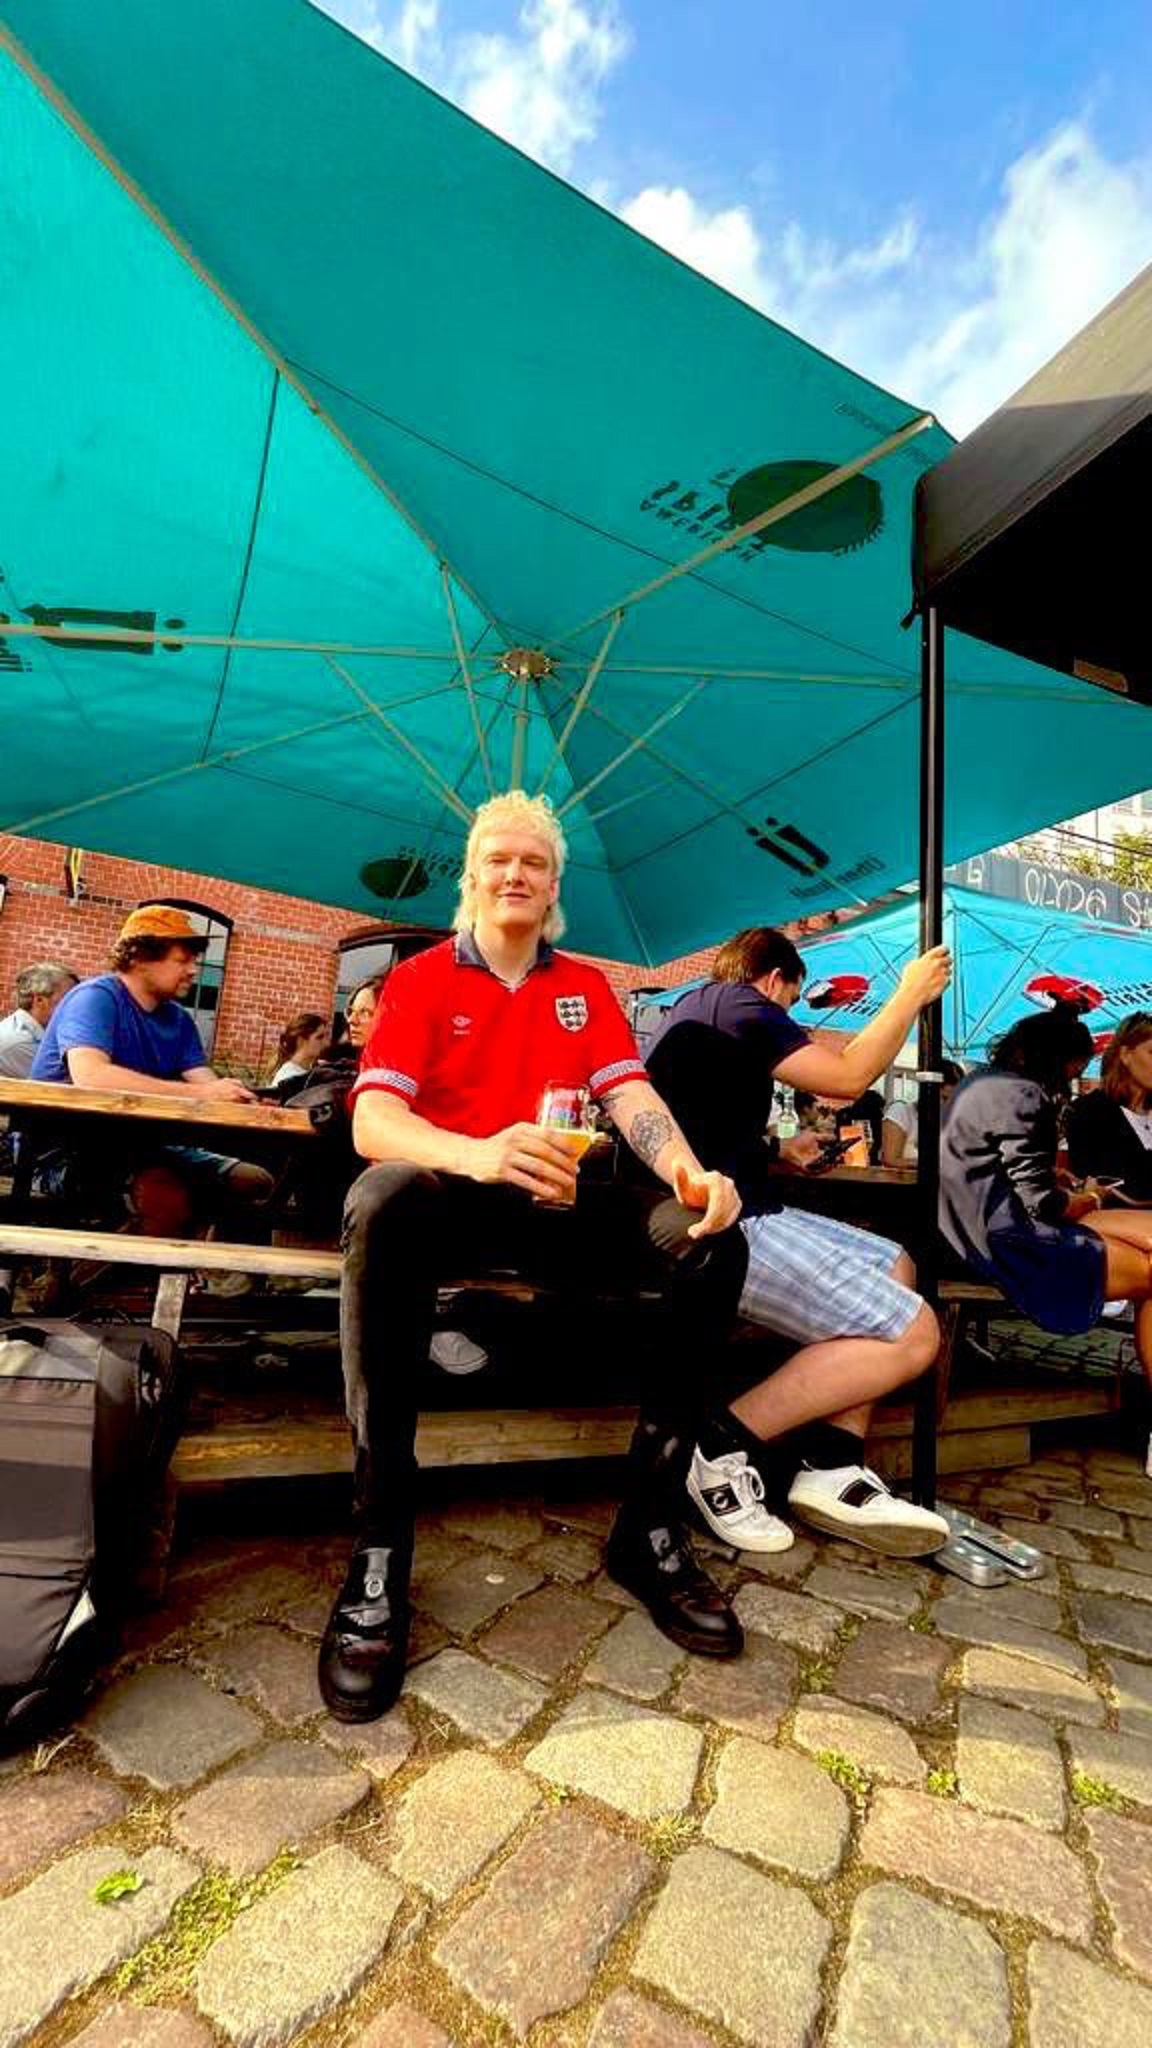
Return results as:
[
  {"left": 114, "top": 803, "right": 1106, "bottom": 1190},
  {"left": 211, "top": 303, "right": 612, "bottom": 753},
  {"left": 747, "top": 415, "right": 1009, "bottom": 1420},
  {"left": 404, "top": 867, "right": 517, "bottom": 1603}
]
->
[
  {"left": 805, "top": 972, "right": 871, "bottom": 1011},
  {"left": 555, "top": 995, "right": 588, "bottom": 1032},
  {"left": 746, "top": 816, "right": 830, "bottom": 876},
  {"left": 1024, "top": 973, "right": 1105, "bottom": 1013}
]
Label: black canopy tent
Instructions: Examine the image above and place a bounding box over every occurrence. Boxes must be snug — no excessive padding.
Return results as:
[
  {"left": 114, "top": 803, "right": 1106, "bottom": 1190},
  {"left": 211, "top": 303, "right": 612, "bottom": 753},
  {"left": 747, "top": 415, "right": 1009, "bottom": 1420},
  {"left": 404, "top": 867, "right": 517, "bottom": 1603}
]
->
[{"left": 909, "top": 259, "right": 1152, "bottom": 1499}]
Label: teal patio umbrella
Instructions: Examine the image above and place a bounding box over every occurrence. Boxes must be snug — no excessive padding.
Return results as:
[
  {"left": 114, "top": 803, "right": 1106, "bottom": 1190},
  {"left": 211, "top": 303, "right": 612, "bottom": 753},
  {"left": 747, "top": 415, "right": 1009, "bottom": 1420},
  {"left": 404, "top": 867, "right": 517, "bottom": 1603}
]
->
[{"left": 3, "top": 0, "right": 1151, "bottom": 963}]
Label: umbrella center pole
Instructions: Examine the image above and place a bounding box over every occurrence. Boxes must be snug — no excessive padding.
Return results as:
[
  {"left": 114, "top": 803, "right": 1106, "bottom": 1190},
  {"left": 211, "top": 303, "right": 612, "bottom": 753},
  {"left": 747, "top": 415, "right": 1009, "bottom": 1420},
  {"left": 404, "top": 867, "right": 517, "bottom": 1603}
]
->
[{"left": 501, "top": 648, "right": 554, "bottom": 789}]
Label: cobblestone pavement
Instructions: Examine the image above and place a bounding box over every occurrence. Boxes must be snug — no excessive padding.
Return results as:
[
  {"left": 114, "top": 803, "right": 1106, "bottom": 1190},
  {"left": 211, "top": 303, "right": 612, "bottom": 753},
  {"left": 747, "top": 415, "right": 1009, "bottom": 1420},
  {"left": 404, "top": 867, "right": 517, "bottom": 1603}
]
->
[{"left": 3, "top": 1438, "right": 1152, "bottom": 2048}]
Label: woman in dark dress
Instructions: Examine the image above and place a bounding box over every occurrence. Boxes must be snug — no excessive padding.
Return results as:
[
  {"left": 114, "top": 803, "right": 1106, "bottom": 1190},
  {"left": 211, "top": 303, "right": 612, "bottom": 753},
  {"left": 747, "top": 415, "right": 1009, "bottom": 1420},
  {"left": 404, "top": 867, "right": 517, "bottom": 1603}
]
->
[
  {"left": 1066, "top": 1013, "right": 1152, "bottom": 1203},
  {"left": 940, "top": 1007, "right": 1152, "bottom": 1399}
]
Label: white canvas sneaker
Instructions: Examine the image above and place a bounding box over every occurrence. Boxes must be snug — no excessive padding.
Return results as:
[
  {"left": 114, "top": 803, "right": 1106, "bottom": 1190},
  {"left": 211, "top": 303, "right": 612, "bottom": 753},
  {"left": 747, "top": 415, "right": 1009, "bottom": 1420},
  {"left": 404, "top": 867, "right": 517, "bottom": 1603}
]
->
[
  {"left": 687, "top": 1446, "right": 795, "bottom": 1553},
  {"left": 428, "top": 1328, "right": 489, "bottom": 1375},
  {"left": 788, "top": 1462, "right": 949, "bottom": 1557}
]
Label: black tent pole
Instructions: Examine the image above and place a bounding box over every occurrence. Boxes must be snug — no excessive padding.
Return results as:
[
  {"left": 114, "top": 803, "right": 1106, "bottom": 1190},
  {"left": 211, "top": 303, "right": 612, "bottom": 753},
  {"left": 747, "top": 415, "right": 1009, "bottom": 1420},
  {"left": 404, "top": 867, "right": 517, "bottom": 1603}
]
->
[{"left": 912, "top": 602, "right": 945, "bottom": 1505}]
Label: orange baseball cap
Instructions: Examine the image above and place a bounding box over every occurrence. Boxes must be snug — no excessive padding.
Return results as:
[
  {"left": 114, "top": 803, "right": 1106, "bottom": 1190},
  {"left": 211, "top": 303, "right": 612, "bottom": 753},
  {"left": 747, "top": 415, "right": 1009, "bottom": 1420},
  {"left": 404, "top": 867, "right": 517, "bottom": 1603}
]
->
[{"left": 117, "top": 905, "right": 209, "bottom": 950}]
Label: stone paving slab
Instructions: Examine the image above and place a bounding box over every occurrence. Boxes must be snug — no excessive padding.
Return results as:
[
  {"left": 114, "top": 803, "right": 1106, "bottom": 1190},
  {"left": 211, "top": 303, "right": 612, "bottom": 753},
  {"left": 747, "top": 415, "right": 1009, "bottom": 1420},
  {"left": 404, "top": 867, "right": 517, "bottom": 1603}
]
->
[
  {"left": 195, "top": 1844, "right": 401, "bottom": 2048},
  {"left": 193, "top": 1625, "right": 321, "bottom": 1724},
  {"left": 522, "top": 1529, "right": 604, "bottom": 1582},
  {"left": 741, "top": 1533, "right": 820, "bottom": 1581},
  {"left": 433, "top": 1807, "right": 652, "bottom": 2038},
  {"left": 958, "top": 1646, "right": 1106, "bottom": 1727},
  {"left": 703, "top": 1737, "right": 850, "bottom": 1879},
  {"left": 416, "top": 1551, "right": 545, "bottom": 1633},
  {"left": 66, "top": 2005, "right": 216, "bottom": 2047},
  {"left": 316, "top": 1702, "right": 416, "bottom": 1779},
  {"left": 733, "top": 1580, "right": 845, "bottom": 1655},
  {"left": 524, "top": 1689, "right": 704, "bottom": 1818},
  {"left": 1070, "top": 1562, "right": 1152, "bottom": 1604},
  {"left": 1091, "top": 1485, "right": 1152, "bottom": 1521},
  {"left": 829, "top": 1882, "right": 1010, "bottom": 2048},
  {"left": 1065, "top": 1725, "right": 1152, "bottom": 1807},
  {"left": 435, "top": 1502, "right": 549, "bottom": 1551},
  {"left": 174, "top": 1561, "right": 320, "bottom": 1635},
  {"left": 673, "top": 1634, "right": 798, "bottom": 1740},
  {"left": 0, "top": 1843, "right": 200, "bottom": 2048},
  {"left": 1105, "top": 1653, "right": 1152, "bottom": 1727},
  {"left": 792, "top": 1693, "right": 925, "bottom": 1786},
  {"left": 587, "top": 1987, "right": 715, "bottom": 2046},
  {"left": 932, "top": 1576, "right": 1060, "bottom": 1627},
  {"left": 83, "top": 1667, "right": 262, "bottom": 1788},
  {"left": 0, "top": 1768, "right": 128, "bottom": 1888},
  {"left": 477, "top": 1583, "right": 614, "bottom": 1678},
  {"left": 1026, "top": 1939, "right": 1152, "bottom": 2047},
  {"left": 583, "top": 1609, "right": 683, "bottom": 1699},
  {"left": 931, "top": 1595, "right": 1087, "bottom": 1674},
  {"left": 170, "top": 1740, "right": 371, "bottom": 1876},
  {"left": 804, "top": 1562, "right": 924, "bottom": 1623},
  {"left": 859, "top": 1789, "right": 1094, "bottom": 1939},
  {"left": 349, "top": 2004, "right": 456, "bottom": 2047},
  {"left": 1103, "top": 1541, "right": 1152, "bottom": 1578},
  {"left": 997, "top": 1517, "right": 1090, "bottom": 1561},
  {"left": 1083, "top": 1807, "right": 1152, "bottom": 1979},
  {"left": 403, "top": 1647, "right": 547, "bottom": 1743},
  {"left": 956, "top": 1696, "right": 1065, "bottom": 1830},
  {"left": 832, "top": 1620, "right": 951, "bottom": 1724},
  {"left": 633, "top": 1843, "right": 830, "bottom": 2048},
  {"left": 1048, "top": 1501, "right": 1126, "bottom": 1538},
  {"left": 390, "top": 1751, "right": 539, "bottom": 1899}
]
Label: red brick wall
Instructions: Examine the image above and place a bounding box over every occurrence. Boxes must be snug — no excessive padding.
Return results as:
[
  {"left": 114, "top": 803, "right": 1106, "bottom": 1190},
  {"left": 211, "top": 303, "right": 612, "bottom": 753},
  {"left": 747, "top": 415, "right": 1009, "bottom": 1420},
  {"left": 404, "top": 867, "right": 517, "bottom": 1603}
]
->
[{"left": 0, "top": 837, "right": 367, "bottom": 1079}]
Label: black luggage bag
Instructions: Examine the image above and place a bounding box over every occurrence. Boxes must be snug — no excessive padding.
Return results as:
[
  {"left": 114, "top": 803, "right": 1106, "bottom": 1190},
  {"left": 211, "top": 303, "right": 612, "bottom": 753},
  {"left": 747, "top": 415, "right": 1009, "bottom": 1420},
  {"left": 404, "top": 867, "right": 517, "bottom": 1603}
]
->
[{"left": 0, "top": 1322, "right": 185, "bottom": 1742}]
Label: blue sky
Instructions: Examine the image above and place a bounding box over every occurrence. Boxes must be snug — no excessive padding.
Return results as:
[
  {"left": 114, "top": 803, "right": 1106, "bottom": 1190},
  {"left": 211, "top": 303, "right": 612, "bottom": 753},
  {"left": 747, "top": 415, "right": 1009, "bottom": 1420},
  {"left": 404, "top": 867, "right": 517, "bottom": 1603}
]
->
[{"left": 317, "top": 0, "right": 1152, "bottom": 435}]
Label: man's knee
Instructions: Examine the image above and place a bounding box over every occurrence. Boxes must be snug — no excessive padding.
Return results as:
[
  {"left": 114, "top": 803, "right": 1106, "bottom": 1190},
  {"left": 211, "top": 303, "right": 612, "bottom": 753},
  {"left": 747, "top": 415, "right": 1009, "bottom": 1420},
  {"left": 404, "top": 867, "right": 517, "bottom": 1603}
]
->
[
  {"left": 226, "top": 1162, "right": 275, "bottom": 1205},
  {"left": 893, "top": 1301, "right": 939, "bottom": 1377}
]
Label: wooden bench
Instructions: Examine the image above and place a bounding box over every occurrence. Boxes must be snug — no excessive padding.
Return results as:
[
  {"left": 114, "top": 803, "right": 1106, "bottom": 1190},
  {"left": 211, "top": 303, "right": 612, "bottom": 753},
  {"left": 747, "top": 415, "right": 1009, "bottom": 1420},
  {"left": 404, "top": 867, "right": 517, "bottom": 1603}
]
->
[
  {"left": 0, "top": 1222, "right": 644, "bottom": 1485},
  {"left": 0, "top": 1226, "right": 1123, "bottom": 1498}
]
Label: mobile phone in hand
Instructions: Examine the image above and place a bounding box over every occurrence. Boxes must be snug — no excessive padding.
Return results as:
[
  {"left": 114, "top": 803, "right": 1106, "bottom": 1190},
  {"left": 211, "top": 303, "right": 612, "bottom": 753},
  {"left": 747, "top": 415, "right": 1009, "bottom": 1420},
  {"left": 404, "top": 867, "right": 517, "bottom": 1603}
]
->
[{"left": 806, "top": 1135, "right": 853, "bottom": 1174}]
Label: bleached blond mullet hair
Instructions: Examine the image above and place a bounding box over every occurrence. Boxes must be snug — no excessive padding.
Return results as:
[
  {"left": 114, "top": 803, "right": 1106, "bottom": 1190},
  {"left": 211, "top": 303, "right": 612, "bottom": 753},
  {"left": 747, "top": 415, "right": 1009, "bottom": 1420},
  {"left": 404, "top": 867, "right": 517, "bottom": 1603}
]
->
[{"left": 454, "top": 789, "right": 568, "bottom": 942}]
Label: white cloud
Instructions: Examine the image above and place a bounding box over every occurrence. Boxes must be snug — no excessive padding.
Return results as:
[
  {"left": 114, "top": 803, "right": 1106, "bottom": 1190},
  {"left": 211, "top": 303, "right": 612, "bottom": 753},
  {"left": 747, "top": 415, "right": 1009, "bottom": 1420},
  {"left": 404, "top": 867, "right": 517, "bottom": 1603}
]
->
[
  {"left": 315, "top": 11, "right": 1152, "bottom": 433},
  {"left": 319, "top": 0, "right": 629, "bottom": 173},
  {"left": 620, "top": 124, "right": 1152, "bottom": 435}
]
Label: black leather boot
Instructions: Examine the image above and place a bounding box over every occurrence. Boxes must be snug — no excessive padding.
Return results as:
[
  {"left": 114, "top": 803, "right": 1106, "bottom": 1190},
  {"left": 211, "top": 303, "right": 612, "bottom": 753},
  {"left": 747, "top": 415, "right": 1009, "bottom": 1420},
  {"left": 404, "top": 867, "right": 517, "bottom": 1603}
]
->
[
  {"left": 318, "top": 1539, "right": 411, "bottom": 1722},
  {"left": 605, "top": 1418, "right": 743, "bottom": 1659}
]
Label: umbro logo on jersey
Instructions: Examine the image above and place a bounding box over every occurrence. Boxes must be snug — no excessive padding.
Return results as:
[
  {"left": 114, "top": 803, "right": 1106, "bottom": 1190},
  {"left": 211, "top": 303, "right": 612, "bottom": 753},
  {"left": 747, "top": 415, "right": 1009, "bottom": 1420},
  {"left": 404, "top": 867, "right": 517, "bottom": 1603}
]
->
[
  {"left": 451, "top": 1014, "right": 472, "bottom": 1035},
  {"left": 555, "top": 994, "right": 588, "bottom": 1032}
]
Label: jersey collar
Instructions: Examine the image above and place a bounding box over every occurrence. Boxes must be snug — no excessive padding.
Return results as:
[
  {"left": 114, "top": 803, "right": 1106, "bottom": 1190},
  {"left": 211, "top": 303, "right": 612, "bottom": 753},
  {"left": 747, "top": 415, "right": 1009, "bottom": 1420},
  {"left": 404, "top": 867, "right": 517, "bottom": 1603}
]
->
[{"left": 455, "top": 930, "right": 555, "bottom": 977}]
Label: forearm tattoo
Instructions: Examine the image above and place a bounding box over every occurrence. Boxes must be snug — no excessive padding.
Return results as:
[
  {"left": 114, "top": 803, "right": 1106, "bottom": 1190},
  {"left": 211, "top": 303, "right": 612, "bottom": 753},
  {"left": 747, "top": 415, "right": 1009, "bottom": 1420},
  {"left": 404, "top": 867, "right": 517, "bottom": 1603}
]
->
[{"left": 627, "top": 1109, "right": 675, "bottom": 1168}]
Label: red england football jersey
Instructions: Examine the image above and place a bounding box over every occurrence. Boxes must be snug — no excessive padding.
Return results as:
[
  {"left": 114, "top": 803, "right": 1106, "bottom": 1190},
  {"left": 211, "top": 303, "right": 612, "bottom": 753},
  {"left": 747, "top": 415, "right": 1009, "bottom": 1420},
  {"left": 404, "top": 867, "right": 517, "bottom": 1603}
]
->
[{"left": 352, "top": 935, "right": 646, "bottom": 1137}]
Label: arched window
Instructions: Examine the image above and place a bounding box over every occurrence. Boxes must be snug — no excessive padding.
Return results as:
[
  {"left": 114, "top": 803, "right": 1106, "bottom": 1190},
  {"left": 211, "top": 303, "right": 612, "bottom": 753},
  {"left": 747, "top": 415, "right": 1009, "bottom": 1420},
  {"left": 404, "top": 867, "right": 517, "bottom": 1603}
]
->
[
  {"left": 147, "top": 899, "right": 232, "bottom": 1058},
  {"left": 336, "top": 923, "right": 445, "bottom": 1018}
]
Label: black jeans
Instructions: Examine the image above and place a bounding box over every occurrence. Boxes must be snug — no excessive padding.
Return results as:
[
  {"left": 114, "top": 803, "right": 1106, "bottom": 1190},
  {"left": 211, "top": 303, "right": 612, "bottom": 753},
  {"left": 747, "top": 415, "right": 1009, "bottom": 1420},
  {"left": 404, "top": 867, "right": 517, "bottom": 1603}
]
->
[{"left": 339, "top": 1164, "right": 748, "bottom": 1539}]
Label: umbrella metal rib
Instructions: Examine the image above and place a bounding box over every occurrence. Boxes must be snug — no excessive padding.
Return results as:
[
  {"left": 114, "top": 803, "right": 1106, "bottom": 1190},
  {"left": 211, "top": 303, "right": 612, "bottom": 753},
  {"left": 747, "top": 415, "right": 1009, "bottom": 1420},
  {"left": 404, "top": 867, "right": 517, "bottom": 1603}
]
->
[
  {"left": 325, "top": 656, "right": 473, "bottom": 823},
  {"left": 551, "top": 413, "right": 936, "bottom": 652},
  {"left": 0, "top": 20, "right": 502, "bottom": 644}
]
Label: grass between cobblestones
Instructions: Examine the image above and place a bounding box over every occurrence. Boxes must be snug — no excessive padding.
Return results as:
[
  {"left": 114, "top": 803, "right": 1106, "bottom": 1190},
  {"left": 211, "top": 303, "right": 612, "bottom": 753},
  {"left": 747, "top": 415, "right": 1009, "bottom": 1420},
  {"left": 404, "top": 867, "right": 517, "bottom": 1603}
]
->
[{"left": 112, "top": 1849, "right": 300, "bottom": 1999}]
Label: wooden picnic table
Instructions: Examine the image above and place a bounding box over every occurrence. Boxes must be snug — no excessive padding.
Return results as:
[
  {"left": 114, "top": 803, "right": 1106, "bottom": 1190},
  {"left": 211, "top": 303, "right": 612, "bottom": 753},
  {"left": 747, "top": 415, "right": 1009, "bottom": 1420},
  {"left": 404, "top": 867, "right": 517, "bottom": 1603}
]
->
[{"left": 0, "top": 1074, "right": 312, "bottom": 1138}]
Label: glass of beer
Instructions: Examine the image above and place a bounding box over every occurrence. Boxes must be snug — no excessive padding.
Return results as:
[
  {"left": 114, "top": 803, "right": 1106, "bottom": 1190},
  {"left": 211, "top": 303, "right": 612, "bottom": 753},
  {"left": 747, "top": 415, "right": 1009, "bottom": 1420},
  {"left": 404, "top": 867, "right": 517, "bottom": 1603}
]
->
[{"left": 534, "top": 1082, "right": 597, "bottom": 1205}]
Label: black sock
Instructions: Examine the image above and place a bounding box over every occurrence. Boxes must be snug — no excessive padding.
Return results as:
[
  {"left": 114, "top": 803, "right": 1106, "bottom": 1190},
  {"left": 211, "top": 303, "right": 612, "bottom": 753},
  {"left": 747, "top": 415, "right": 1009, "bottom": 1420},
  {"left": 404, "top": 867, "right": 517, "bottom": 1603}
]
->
[
  {"left": 696, "top": 1406, "right": 797, "bottom": 1508},
  {"left": 796, "top": 1422, "right": 867, "bottom": 1471}
]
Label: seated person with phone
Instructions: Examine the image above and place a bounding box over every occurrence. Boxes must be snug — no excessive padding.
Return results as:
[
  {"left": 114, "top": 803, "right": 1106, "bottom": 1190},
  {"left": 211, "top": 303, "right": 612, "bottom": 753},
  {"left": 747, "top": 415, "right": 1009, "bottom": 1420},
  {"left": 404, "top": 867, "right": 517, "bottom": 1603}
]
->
[{"left": 645, "top": 926, "right": 954, "bottom": 1560}]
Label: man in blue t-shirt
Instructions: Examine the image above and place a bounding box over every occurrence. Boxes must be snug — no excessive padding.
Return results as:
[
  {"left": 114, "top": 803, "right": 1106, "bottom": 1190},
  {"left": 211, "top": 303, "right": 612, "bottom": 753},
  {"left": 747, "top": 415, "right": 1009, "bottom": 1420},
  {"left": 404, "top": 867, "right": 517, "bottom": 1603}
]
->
[
  {"left": 32, "top": 904, "right": 272, "bottom": 1224},
  {"left": 646, "top": 925, "right": 953, "bottom": 1560}
]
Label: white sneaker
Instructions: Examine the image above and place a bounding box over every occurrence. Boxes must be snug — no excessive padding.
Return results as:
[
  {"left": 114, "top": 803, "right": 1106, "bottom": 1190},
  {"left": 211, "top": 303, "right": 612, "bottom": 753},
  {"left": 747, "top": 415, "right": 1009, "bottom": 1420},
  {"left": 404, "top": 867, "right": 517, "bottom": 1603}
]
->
[
  {"left": 428, "top": 1328, "right": 489, "bottom": 1375},
  {"left": 687, "top": 1446, "right": 794, "bottom": 1554},
  {"left": 788, "top": 1463, "right": 949, "bottom": 1557}
]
